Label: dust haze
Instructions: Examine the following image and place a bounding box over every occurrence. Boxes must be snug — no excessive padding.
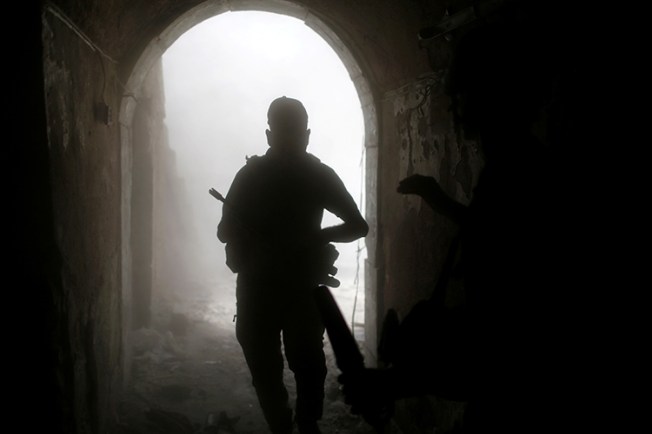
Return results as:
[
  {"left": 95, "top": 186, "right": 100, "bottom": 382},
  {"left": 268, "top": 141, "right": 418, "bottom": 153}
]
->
[{"left": 158, "top": 11, "right": 366, "bottom": 327}]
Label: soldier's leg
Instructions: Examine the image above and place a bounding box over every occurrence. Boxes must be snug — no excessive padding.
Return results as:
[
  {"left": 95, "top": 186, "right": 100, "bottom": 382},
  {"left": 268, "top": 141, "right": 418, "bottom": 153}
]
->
[
  {"left": 236, "top": 296, "right": 293, "bottom": 434},
  {"left": 282, "top": 291, "right": 327, "bottom": 433}
]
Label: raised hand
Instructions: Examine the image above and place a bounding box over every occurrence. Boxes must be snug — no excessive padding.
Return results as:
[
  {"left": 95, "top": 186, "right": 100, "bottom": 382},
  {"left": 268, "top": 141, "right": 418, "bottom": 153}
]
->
[
  {"left": 397, "top": 174, "right": 467, "bottom": 223},
  {"left": 397, "top": 174, "right": 439, "bottom": 197}
]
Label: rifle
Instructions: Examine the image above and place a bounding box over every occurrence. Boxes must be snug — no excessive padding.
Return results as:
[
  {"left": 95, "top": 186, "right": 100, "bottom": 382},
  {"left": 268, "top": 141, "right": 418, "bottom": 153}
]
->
[
  {"left": 314, "top": 285, "right": 393, "bottom": 433},
  {"left": 208, "top": 188, "right": 226, "bottom": 203}
]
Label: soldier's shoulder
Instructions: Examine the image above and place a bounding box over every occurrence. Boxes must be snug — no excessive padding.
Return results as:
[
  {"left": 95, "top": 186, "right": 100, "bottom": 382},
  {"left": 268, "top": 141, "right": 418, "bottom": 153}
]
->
[
  {"left": 237, "top": 154, "right": 267, "bottom": 173},
  {"left": 230, "top": 155, "right": 265, "bottom": 183},
  {"left": 308, "top": 154, "right": 339, "bottom": 178},
  {"left": 305, "top": 153, "right": 330, "bottom": 172},
  {"left": 245, "top": 154, "right": 265, "bottom": 165}
]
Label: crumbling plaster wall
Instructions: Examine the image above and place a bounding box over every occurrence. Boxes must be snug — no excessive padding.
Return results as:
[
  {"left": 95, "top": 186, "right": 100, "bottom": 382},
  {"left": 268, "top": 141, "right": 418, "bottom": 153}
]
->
[
  {"left": 130, "top": 57, "right": 170, "bottom": 331},
  {"left": 40, "top": 0, "right": 481, "bottom": 432},
  {"left": 374, "top": 42, "right": 482, "bottom": 433},
  {"left": 41, "top": 5, "right": 123, "bottom": 433},
  {"left": 379, "top": 73, "right": 481, "bottom": 322}
]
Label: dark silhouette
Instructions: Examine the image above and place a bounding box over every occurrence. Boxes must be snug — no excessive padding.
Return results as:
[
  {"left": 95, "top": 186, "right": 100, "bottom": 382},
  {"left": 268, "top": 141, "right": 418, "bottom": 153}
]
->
[
  {"left": 216, "top": 96, "right": 368, "bottom": 434},
  {"left": 313, "top": 284, "right": 393, "bottom": 433},
  {"left": 339, "top": 2, "right": 573, "bottom": 432}
]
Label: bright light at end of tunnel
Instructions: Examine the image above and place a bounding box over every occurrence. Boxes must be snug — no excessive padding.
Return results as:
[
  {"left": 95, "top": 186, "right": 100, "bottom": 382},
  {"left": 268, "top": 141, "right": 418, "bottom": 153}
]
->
[{"left": 160, "top": 10, "right": 366, "bottom": 327}]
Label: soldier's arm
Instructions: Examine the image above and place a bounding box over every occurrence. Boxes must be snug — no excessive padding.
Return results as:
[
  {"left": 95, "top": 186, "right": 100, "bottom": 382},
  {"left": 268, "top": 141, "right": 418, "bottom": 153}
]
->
[
  {"left": 397, "top": 174, "right": 467, "bottom": 224},
  {"left": 319, "top": 169, "right": 369, "bottom": 244},
  {"left": 217, "top": 168, "right": 250, "bottom": 244}
]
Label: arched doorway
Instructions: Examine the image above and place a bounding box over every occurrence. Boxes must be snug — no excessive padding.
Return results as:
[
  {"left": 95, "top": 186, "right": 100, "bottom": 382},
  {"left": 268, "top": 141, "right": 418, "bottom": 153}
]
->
[
  {"left": 117, "top": 2, "right": 378, "bottom": 432},
  {"left": 156, "top": 10, "right": 366, "bottom": 340}
]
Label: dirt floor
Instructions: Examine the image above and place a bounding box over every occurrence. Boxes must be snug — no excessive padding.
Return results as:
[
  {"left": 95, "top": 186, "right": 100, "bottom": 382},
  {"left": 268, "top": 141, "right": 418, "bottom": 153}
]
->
[{"left": 115, "top": 277, "right": 397, "bottom": 434}]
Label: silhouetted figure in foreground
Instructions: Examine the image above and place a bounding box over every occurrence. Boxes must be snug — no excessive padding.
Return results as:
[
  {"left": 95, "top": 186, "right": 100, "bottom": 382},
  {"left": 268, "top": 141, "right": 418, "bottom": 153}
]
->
[
  {"left": 340, "top": 2, "right": 571, "bottom": 432},
  {"left": 217, "top": 96, "right": 368, "bottom": 434}
]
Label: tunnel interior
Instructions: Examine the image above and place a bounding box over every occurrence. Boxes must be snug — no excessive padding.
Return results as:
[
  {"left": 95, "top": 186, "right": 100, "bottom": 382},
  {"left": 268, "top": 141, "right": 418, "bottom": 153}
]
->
[
  {"left": 120, "top": 10, "right": 373, "bottom": 433},
  {"left": 15, "top": 0, "right": 595, "bottom": 433}
]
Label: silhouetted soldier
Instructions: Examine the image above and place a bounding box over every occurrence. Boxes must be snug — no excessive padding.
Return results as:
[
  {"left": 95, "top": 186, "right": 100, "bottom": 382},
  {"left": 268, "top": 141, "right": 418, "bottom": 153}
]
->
[
  {"left": 339, "top": 2, "right": 573, "bottom": 432},
  {"left": 217, "top": 96, "right": 368, "bottom": 434}
]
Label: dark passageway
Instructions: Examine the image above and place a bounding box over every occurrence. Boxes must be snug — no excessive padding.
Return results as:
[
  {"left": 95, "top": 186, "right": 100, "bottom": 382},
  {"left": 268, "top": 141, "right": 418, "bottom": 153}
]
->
[
  {"left": 12, "top": 1, "right": 603, "bottom": 433},
  {"left": 118, "top": 10, "right": 372, "bottom": 433}
]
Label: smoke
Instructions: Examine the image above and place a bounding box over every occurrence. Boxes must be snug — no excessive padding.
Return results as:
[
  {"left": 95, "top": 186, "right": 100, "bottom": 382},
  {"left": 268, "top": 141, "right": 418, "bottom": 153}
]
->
[{"left": 160, "top": 11, "right": 366, "bottom": 322}]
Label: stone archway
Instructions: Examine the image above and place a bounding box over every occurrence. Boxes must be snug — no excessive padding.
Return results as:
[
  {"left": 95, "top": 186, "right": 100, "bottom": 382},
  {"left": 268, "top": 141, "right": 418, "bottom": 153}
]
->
[{"left": 118, "top": 0, "right": 379, "bottom": 388}]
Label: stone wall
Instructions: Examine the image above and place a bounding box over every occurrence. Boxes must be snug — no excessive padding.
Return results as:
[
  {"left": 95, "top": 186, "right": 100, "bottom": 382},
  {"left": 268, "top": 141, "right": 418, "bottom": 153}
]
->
[
  {"left": 42, "top": 4, "right": 124, "bottom": 432},
  {"left": 36, "top": 1, "right": 566, "bottom": 432}
]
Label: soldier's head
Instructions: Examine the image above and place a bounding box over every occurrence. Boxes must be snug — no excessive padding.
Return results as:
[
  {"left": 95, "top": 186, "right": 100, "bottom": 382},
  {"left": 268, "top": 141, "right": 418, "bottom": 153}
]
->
[
  {"left": 266, "top": 96, "right": 311, "bottom": 155},
  {"left": 444, "top": 2, "right": 560, "bottom": 155}
]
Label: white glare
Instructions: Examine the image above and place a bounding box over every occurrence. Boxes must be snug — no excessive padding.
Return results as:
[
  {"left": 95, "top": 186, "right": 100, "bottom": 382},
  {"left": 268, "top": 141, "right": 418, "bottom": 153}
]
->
[{"left": 161, "top": 11, "right": 366, "bottom": 327}]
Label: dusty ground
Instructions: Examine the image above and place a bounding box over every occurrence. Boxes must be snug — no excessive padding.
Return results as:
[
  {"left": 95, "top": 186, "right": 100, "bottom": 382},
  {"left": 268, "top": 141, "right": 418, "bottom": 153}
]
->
[{"left": 115, "top": 277, "right": 395, "bottom": 434}]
